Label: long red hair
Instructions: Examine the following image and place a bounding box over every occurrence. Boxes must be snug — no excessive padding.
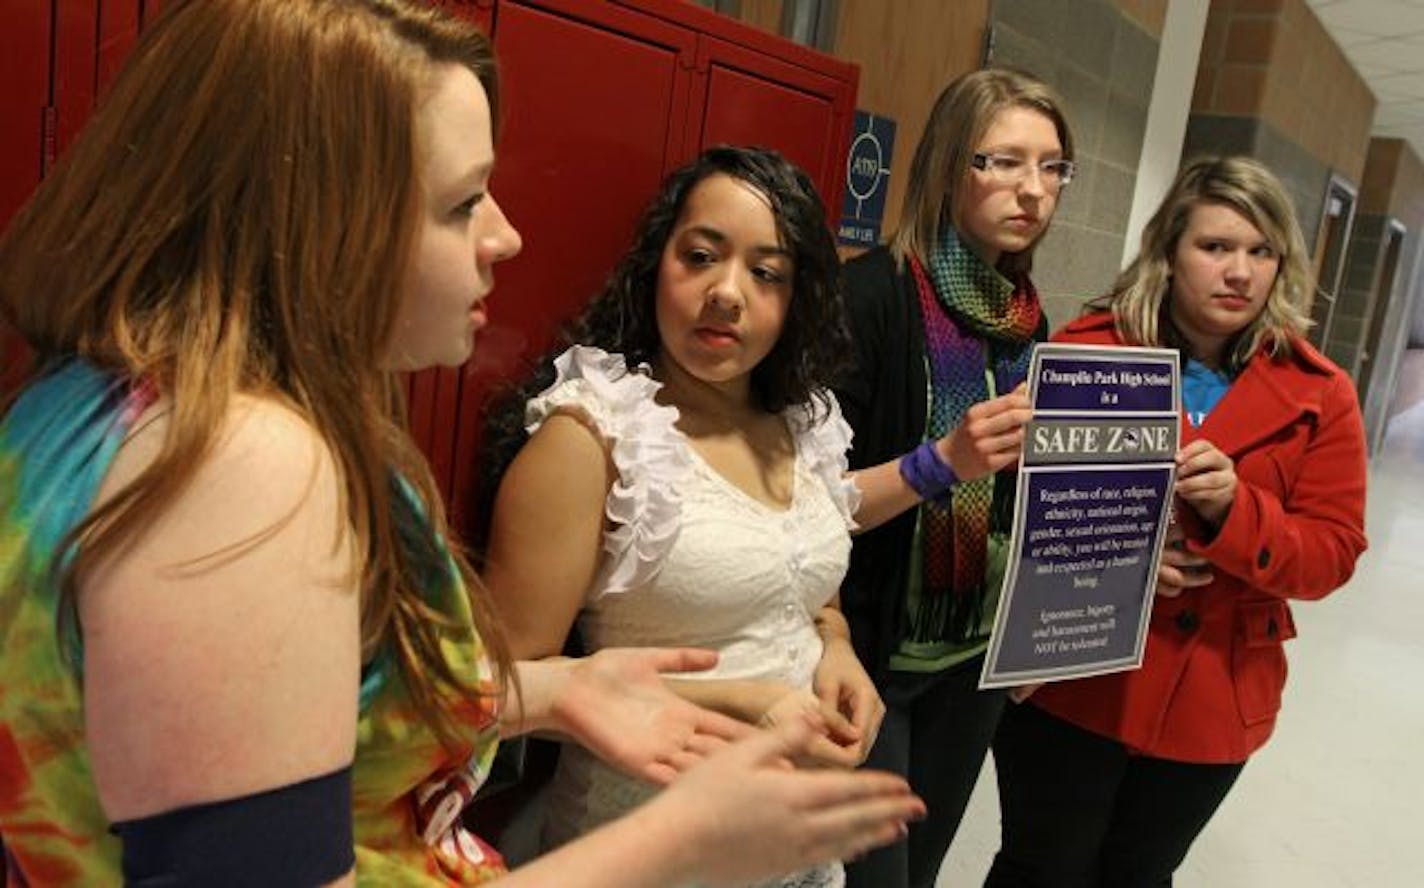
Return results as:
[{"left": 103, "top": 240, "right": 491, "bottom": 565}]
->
[{"left": 0, "top": 0, "right": 512, "bottom": 749}]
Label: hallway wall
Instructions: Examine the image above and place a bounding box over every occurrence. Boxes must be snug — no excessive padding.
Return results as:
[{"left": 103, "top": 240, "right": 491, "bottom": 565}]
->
[
  {"left": 1350, "top": 139, "right": 1424, "bottom": 452},
  {"left": 1184, "top": 0, "right": 1374, "bottom": 254},
  {"left": 1390, "top": 348, "right": 1424, "bottom": 418},
  {"left": 986, "top": 0, "right": 1167, "bottom": 330}
]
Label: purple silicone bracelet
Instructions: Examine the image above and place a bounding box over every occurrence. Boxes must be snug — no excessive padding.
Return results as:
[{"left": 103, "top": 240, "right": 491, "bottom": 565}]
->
[{"left": 899, "top": 440, "right": 958, "bottom": 500}]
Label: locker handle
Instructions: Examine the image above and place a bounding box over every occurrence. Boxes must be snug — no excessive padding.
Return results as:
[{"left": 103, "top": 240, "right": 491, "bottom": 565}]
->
[{"left": 41, "top": 106, "right": 57, "bottom": 178}]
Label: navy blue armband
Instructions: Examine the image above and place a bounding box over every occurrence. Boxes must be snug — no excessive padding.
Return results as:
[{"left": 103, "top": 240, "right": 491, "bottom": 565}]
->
[{"left": 112, "top": 765, "right": 354, "bottom": 887}]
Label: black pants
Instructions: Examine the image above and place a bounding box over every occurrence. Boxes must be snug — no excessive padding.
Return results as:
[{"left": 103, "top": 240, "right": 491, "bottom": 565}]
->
[
  {"left": 845, "top": 656, "right": 1006, "bottom": 888},
  {"left": 985, "top": 702, "right": 1245, "bottom": 888}
]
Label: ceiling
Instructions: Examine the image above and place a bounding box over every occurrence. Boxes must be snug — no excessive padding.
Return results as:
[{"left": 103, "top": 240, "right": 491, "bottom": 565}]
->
[{"left": 1310, "top": 0, "right": 1424, "bottom": 156}]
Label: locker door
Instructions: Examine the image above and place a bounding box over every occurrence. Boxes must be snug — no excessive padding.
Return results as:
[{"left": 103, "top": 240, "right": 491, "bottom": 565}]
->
[
  {"left": 443, "top": 0, "right": 697, "bottom": 529},
  {"left": 52, "top": 2, "right": 101, "bottom": 162},
  {"left": 140, "top": 1, "right": 167, "bottom": 25},
  {"left": 1, "top": 1, "right": 147, "bottom": 389},
  {"left": 689, "top": 36, "right": 856, "bottom": 213},
  {"left": 0, "top": 0, "right": 49, "bottom": 228},
  {"left": 97, "top": 1, "right": 144, "bottom": 99},
  {"left": 0, "top": 0, "right": 49, "bottom": 390}
]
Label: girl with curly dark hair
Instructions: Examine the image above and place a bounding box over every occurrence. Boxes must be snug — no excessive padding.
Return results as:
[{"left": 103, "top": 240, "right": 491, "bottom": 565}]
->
[{"left": 480, "top": 145, "right": 1029, "bottom": 887}]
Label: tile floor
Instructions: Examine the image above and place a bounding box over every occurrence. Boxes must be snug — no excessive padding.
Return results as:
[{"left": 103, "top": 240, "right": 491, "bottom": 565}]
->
[{"left": 937, "top": 398, "right": 1424, "bottom": 887}]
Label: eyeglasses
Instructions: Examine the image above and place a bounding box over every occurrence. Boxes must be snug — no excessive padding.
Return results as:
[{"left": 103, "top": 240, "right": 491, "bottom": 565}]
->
[{"left": 971, "top": 153, "right": 1076, "bottom": 189}]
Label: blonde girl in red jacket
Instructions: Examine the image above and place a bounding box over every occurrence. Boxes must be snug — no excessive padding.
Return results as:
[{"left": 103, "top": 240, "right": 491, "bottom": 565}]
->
[{"left": 986, "top": 156, "right": 1368, "bottom": 887}]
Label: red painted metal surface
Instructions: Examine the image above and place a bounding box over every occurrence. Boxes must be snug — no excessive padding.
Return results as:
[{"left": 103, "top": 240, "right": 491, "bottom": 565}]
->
[
  {"left": 447, "top": 0, "right": 698, "bottom": 526},
  {"left": 0, "top": 0, "right": 860, "bottom": 534},
  {"left": 97, "top": 1, "right": 143, "bottom": 100},
  {"left": 0, "top": 0, "right": 50, "bottom": 390},
  {"left": 445, "top": 0, "right": 858, "bottom": 531},
  {"left": 52, "top": 2, "right": 99, "bottom": 163},
  {"left": 433, "top": 0, "right": 495, "bottom": 32},
  {"left": 691, "top": 34, "right": 855, "bottom": 210},
  {"left": 0, "top": 0, "right": 50, "bottom": 228},
  {"left": 615, "top": 0, "right": 858, "bottom": 82}
]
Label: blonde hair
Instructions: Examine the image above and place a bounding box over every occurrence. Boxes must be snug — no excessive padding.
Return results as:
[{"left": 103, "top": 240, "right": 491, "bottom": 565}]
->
[
  {"left": 0, "top": 0, "right": 511, "bottom": 748},
  {"left": 1097, "top": 156, "right": 1314, "bottom": 368},
  {"left": 890, "top": 67, "right": 1074, "bottom": 276}
]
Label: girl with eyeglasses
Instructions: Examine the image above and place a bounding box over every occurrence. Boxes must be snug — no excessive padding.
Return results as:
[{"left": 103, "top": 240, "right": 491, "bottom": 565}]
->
[
  {"left": 833, "top": 67, "right": 1074, "bottom": 888},
  {"left": 985, "top": 156, "right": 1367, "bottom": 888},
  {"left": 0, "top": 2, "right": 924, "bottom": 884}
]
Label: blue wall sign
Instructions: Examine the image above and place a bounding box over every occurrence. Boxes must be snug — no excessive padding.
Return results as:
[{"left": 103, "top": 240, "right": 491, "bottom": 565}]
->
[{"left": 839, "top": 110, "right": 895, "bottom": 247}]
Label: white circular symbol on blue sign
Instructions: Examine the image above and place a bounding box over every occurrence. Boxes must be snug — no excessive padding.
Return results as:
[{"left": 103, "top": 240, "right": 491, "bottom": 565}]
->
[
  {"left": 839, "top": 111, "right": 895, "bottom": 246},
  {"left": 847, "top": 131, "right": 885, "bottom": 201}
]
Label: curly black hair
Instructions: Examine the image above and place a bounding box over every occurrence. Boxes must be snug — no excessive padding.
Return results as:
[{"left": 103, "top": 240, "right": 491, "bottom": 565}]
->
[{"left": 473, "top": 145, "right": 851, "bottom": 549}]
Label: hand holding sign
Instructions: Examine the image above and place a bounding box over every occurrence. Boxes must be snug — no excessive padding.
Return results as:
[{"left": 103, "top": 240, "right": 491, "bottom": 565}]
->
[
  {"left": 980, "top": 344, "right": 1181, "bottom": 689},
  {"left": 1174, "top": 439, "right": 1237, "bottom": 529},
  {"left": 1154, "top": 522, "right": 1213, "bottom": 598},
  {"left": 934, "top": 384, "right": 1033, "bottom": 481}
]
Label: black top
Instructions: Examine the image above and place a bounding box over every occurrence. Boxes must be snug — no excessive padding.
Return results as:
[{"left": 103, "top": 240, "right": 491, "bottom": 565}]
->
[{"left": 832, "top": 245, "right": 1045, "bottom": 677}]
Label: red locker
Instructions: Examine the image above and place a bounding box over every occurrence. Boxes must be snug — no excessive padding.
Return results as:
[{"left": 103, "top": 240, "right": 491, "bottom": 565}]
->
[
  {"left": 0, "top": 0, "right": 50, "bottom": 393},
  {"left": 446, "top": 0, "right": 859, "bottom": 530},
  {"left": 0, "top": 0, "right": 859, "bottom": 538},
  {"left": 0, "top": 0, "right": 151, "bottom": 392},
  {"left": 0, "top": 0, "right": 49, "bottom": 228},
  {"left": 624, "top": 0, "right": 857, "bottom": 205},
  {"left": 694, "top": 41, "right": 851, "bottom": 199},
  {"left": 53, "top": 1, "right": 147, "bottom": 164},
  {"left": 447, "top": 0, "right": 704, "bottom": 522}
]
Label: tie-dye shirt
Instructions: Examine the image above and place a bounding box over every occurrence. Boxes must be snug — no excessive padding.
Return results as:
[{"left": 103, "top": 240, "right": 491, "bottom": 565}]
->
[{"left": 0, "top": 360, "right": 505, "bottom": 886}]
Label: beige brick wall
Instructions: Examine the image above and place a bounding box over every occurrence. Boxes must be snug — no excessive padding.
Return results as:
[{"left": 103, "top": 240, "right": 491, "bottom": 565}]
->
[
  {"left": 1359, "top": 139, "right": 1424, "bottom": 230},
  {"left": 1192, "top": 0, "right": 1373, "bottom": 183},
  {"left": 1389, "top": 141, "right": 1424, "bottom": 231},
  {"left": 1114, "top": 0, "right": 1168, "bottom": 38}
]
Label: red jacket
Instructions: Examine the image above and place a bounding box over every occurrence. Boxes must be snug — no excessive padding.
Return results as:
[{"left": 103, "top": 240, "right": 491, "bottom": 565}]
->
[{"left": 1029, "top": 312, "right": 1368, "bottom": 763}]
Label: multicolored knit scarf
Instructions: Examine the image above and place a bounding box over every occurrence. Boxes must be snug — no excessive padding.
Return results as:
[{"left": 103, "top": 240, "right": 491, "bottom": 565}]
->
[{"left": 909, "top": 228, "right": 1041, "bottom": 643}]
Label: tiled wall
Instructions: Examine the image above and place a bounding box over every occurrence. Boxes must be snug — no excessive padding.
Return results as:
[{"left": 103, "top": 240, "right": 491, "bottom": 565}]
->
[
  {"left": 1180, "top": 114, "right": 1331, "bottom": 254},
  {"left": 988, "top": 0, "right": 1163, "bottom": 331},
  {"left": 1186, "top": 0, "right": 1374, "bottom": 263},
  {"left": 1354, "top": 138, "right": 1424, "bottom": 450},
  {"left": 1327, "top": 213, "right": 1385, "bottom": 375},
  {"left": 1206, "top": 0, "right": 1370, "bottom": 177},
  {"left": 1379, "top": 143, "right": 1424, "bottom": 349},
  {"left": 1114, "top": 0, "right": 1169, "bottom": 36}
]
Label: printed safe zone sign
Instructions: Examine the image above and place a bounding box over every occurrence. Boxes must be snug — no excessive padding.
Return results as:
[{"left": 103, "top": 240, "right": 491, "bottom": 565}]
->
[{"left": 980, "top": 343, "right": 1180, "bottom": 689}]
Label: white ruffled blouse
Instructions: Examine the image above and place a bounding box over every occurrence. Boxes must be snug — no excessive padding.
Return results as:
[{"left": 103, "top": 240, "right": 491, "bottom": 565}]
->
[{"left": 526, "top": 346, "right": 860, "bottom": 887}]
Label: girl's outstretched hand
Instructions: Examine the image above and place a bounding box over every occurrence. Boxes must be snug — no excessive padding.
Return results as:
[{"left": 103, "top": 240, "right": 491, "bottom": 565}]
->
[
  {"left": 640, "top": 717, "right": 925, "bottom": 887},
  {"left": 545, "top": 648, "right": 753, "bottom": 785}
]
